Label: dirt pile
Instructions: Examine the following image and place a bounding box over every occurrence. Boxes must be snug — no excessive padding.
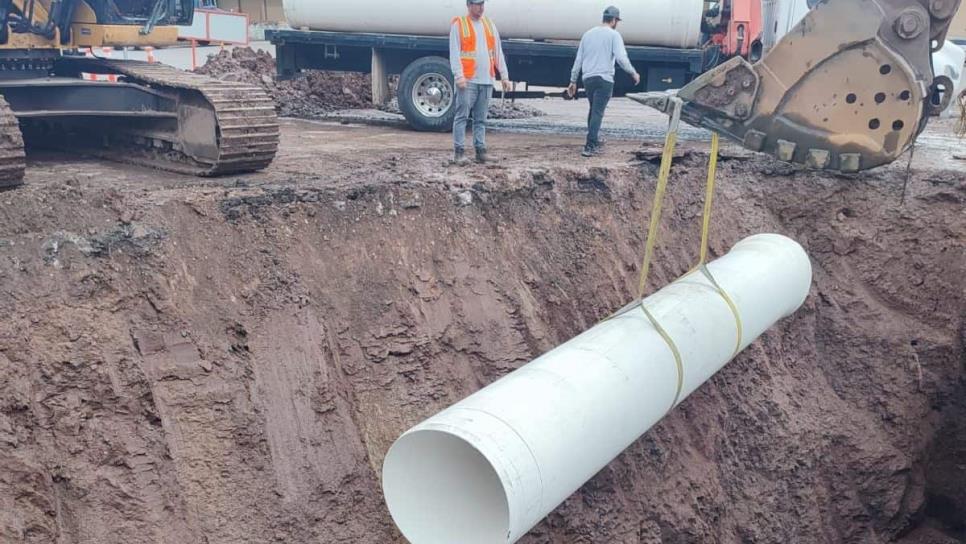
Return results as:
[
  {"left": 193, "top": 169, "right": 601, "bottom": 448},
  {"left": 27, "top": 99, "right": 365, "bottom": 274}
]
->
[
  {"left": 0, "top": 142, "right": 963, "bottom": 543},
  {"left": 199, "top": 47, "right": 543, "bottom": 121},
  {"left": 196, "top": 47, "right": 372, "bottom": 117},
  {"left": 381, "top": 96, "right": 545, "bottom": 120},
  {"left": 488, "top": 101, "right": 546, "bottom": 119}
]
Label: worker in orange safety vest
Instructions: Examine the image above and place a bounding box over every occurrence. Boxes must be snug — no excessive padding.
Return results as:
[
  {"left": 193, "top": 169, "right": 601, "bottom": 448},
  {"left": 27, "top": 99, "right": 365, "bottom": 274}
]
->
[{"left": 448, "top": 0, "right": 511, "bottom": 165}]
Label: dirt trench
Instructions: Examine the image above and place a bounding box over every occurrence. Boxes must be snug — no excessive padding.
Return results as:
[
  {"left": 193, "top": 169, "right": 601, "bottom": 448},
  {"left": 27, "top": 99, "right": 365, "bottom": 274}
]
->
[{"left": 0, "top": 150, "right": 963, "bottom": 543}]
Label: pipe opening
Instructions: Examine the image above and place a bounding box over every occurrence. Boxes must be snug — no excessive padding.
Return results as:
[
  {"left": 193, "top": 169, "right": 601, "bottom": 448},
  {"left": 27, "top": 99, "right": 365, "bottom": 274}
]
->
[{"left": 383, "top": 429, "right": 510, "bottom": 544}]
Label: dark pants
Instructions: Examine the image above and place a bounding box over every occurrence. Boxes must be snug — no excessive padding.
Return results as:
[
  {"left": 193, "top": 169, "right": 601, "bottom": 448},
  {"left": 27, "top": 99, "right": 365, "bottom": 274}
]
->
[{"left": 584, "top": 76, "right": 614, "bottom": 150}]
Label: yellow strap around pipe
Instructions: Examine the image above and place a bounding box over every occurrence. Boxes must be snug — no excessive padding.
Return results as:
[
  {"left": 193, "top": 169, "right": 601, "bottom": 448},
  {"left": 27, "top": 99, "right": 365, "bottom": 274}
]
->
[
  {"left": 691, "top": 132, "right": 743, "bottom": 357},
  {"left": 640, "top": 304, "right": 686, "bottom": 407},
  {"left": 635, "top": 99, "right": 687, "bottom": 408},
  {"left": 611, "top": 102, "right": 743, "bottom": 409},
  {"left": 697, "top": 264, "right": 744, "bottom": 357}
]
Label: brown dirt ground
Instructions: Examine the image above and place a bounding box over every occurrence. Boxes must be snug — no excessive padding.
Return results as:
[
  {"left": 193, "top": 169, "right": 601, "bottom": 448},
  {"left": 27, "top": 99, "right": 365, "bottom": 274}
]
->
[{"left": 0, "top": 121, "right": 964, "bottom": 543}]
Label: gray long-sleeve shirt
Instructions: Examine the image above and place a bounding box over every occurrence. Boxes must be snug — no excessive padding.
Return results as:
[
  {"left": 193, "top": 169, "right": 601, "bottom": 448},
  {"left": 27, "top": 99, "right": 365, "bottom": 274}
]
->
[
  {"left": 570, "top": 25, "right": 636, "bottom": 84},
  {"left": 449, "top": 17, "right": 509, "bottom": 85}
]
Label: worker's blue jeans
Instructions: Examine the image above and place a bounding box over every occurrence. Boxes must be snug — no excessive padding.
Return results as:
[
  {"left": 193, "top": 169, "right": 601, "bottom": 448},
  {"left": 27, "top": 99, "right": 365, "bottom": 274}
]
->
[
  {"left": 584, "top": 76, "right": 614, "bottom": 151},
  {"left": 453, "top": 82, "right": 492, "bottom": 152}
]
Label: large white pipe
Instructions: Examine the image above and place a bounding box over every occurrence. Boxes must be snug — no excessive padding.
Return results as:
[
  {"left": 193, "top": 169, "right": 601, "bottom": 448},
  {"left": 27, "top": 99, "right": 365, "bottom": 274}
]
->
[
  {"left": 382, "top": 233, "right": 812, "bottom": 544},
  {"left": 283, "top": 0, "right": 705, "bottom": 48}
]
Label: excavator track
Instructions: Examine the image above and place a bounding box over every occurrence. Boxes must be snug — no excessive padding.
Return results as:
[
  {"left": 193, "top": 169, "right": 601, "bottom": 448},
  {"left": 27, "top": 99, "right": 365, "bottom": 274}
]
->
[
  {"left": 55, "top": 58, "right": 278, "bottom": 177},
  {"left": 0, "top": 95, "right": 26, "bottom": 188}
]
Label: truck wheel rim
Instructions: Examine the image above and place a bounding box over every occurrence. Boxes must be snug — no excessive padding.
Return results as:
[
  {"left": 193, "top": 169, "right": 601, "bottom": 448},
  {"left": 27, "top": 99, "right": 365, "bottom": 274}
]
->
[{"left": 412, "top": 73, "right": 453, "bottom": 118}]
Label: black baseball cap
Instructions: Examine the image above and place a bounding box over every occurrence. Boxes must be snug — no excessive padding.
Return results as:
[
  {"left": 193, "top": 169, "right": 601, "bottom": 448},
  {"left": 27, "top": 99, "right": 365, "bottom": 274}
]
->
[{"left": 603, "top": 6, "right": 622, "bottom": 20}]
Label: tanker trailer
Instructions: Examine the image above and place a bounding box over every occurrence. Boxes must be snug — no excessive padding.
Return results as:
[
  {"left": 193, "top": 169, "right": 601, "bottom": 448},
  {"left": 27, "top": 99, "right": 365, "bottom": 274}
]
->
[
  {"left": 283, "top": 0, "right": 704, "bottom": 48},
  {"left": 269, "top": 0, "right": 761, "bottom": 130}
]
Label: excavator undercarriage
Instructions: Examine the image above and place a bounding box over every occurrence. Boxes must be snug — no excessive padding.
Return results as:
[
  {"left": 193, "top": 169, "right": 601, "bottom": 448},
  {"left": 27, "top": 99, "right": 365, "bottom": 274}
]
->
[
  {"left": 0, "top": 0, "right": 279, "bottom": 188},
  {"left": 632, "top": 0, "right": 963, "bottom": 172},
  {"left": 33, "top": 56, "right": 277, "bottom": 175}
]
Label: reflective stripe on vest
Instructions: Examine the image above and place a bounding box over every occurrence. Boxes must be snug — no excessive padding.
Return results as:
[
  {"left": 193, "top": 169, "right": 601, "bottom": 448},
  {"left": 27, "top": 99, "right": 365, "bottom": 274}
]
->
[{"left": 451, "top": 15, "right": 497, "bottom": 80}]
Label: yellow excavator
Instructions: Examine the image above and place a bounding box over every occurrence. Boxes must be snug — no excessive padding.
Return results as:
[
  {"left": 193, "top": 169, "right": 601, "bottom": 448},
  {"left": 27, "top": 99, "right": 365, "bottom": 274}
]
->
[
  {"left": 633, "top": 0, "right": 963, "bottom": 172},
  {"left": 0, "top": 0, "right": 278, "bottom": 188}
]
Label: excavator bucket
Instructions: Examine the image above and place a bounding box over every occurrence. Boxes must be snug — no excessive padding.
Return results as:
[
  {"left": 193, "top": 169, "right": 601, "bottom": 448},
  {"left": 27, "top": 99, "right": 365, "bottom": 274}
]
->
[{"left": 630, "top": 0, "right": 963, "bottom": 172}]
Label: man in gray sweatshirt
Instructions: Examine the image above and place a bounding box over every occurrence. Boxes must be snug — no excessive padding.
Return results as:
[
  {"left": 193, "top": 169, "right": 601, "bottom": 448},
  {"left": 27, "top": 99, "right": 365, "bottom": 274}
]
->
[
  {"left": 449, "top": 0, "right": 511, "bottom": 165},
  {"left": 568, "top": 6, "right": 640, "bottom": 157}
]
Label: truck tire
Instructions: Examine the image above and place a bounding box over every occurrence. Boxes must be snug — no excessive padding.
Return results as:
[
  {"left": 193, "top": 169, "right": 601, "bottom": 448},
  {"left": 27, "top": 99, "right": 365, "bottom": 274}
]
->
[{"left": 398, "top": 56, "right": 456, "bottom": 132}]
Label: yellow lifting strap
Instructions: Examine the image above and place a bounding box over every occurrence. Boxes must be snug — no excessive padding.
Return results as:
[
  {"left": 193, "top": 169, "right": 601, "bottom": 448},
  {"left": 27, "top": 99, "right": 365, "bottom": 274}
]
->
[
  {"left": 633, "top": 99, "right": 686, "bottom": 409},
  {"left": 608, "top": 98, "right": 744, "bottom": 410},
  {"left": 698, "top": 132, "right": 720, "bottom": 267},
  {"left": 636, "top": 105, "right": 680, "bottom": 299},
  {"left": 691, "top": 133, "right": 744, "bottom": 359}
]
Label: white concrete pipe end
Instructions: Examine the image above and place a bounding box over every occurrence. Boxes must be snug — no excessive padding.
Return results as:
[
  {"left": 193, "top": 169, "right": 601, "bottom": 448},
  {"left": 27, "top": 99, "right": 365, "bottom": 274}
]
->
[
  {"left": 382, "top": 427, "right": 512, "bottom": 544},
  {"left": 383, "top": 233, "right": 812, "bottom": 544}
]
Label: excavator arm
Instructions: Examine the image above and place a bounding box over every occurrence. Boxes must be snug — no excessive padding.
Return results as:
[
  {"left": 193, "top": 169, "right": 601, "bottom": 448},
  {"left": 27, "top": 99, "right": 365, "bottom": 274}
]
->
[{"left": 631, "top": 0, "right": 963, "bottom": 172}]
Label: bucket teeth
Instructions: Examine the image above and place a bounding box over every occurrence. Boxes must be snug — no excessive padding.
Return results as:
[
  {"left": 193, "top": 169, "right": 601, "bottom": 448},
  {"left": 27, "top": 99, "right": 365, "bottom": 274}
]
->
[
  {"left": 806, "top": 149, "right": 831, "bottom": 170},
  {"left": 839, "top": 153, "right": 862, "bottom": 173},
  {"left": 743, "top": 130, "right": 766, "bottom": 152},
  {"left": 775, "top": 140, "right": 797, "bottom": 163}
]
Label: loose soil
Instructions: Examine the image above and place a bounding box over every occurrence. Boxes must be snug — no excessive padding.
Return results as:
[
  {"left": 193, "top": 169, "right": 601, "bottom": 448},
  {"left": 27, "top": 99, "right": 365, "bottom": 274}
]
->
[
  {"left": 197, "top": 47, "right": 544, "bottom": 121},
  {"left": 197, "top": 48, "right": 374, "bottom": 117},
  {"left": 381, "top": 95, "right": 546, "bottom": 120},
  {"left": 0, "top": 122, "right": 963, "bottom": 543}
]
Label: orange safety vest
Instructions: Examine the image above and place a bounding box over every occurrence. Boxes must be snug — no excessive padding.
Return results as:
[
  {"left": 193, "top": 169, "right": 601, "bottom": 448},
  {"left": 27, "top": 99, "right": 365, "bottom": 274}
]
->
[{"left": 452, "top": 15, "right": 497, "bottom": 80}]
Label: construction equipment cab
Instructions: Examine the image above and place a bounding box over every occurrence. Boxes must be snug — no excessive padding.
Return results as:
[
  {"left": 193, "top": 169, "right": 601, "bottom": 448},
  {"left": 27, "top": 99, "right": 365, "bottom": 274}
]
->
[{"left": 0, "top": 0, "right": 279, "bottom": 188}]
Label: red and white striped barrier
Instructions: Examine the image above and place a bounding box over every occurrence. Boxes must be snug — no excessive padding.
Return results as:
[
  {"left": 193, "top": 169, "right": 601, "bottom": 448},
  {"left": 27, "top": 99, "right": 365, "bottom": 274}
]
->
[{"left": 81, "top": 47, "right": 119, "bottom": 82}]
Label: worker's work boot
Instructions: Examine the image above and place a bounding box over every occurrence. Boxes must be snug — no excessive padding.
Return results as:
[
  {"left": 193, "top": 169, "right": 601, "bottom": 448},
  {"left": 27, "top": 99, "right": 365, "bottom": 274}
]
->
[
  {"left": 452, "top": 148, "right": 470, "bottom": 166},
  {"left": 475, "top": 147, "right": 488, "bottom": 164},
  {"left": 581, "top": 146, "right": 599, "bottom": 157}
]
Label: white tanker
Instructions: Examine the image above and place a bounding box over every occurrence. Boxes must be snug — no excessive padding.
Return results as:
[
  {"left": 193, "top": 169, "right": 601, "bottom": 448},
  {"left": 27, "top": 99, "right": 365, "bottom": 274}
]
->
[{"left": 283, "top": 0, "right": 706, "bottom": 49}]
